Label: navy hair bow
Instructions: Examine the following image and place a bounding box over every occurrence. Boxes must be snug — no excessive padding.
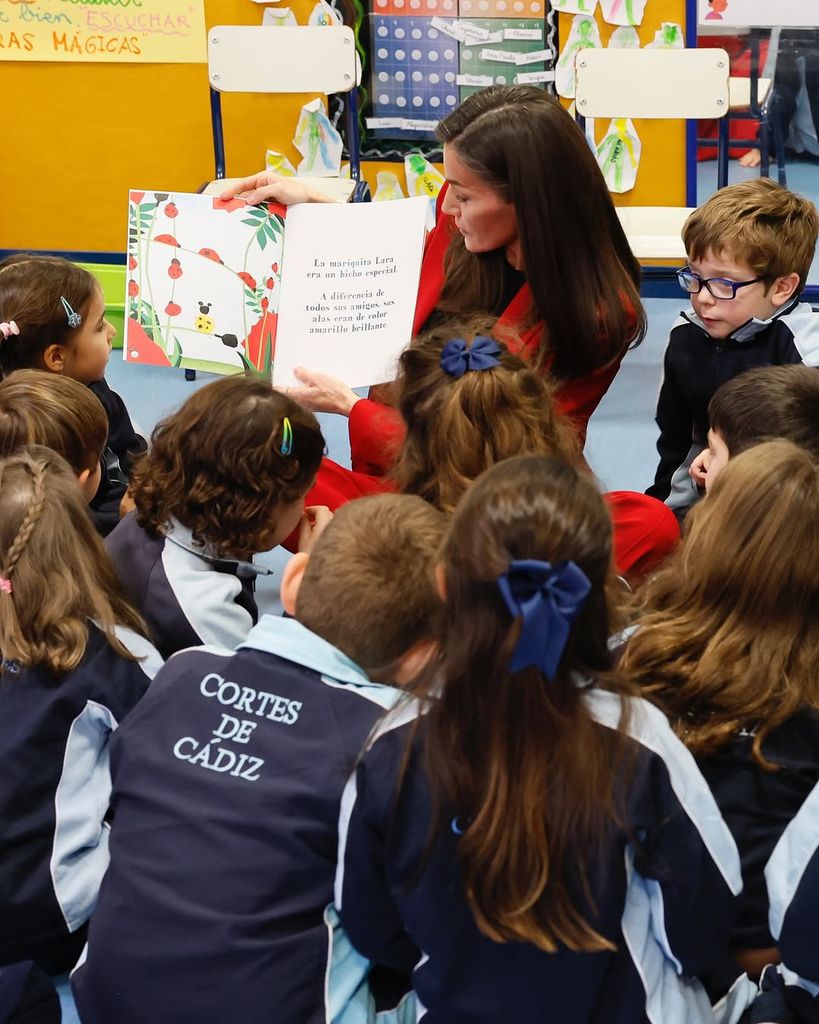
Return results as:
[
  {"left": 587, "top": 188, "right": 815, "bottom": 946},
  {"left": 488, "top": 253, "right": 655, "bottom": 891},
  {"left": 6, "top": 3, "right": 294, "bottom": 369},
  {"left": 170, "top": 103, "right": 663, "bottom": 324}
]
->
[
  {"left": 439, "top": 335, "right": 501, "bottom": 378},
  {"left": 497, "top": 559, "right": 591, "bottom": 679}
]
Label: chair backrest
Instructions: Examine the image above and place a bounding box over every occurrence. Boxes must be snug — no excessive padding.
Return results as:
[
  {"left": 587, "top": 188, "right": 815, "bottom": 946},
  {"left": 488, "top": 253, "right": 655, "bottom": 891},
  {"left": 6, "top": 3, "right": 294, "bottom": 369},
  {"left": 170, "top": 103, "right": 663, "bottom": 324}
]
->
[
  {"left": 208, "top": 26, "right": 359, "bottom": 95},
  {"left": 575, "top": 48, "right": 730, "bottom": 119}
]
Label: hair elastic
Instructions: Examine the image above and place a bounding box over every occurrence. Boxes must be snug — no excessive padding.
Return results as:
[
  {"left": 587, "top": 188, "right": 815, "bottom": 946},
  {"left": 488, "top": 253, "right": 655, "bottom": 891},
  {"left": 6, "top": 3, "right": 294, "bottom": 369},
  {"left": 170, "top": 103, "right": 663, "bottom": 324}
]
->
[
  {"left": 279, "top": 416, "right": 294, "bottom": 456},
  {"left": 0, "top": 321, "right": 19, "bottom": 340},
  {"left": 60, "top": 296, "right": 82, "bottom": 329},
  {"left": 440, "top": 336, "right": 501, "bottom": 378},
  {"left": 0, "top": 577, "right": 12, "bottom": 594},
  {"left": 497, "top": 559, "right": 591, "bottom": 679}
]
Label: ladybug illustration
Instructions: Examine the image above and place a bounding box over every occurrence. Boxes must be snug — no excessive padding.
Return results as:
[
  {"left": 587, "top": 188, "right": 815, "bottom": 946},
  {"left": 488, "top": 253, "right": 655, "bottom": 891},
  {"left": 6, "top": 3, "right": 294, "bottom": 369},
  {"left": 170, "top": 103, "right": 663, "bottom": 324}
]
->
[{"left": 194, "top": 301, "right": 215, "bottom": 333}]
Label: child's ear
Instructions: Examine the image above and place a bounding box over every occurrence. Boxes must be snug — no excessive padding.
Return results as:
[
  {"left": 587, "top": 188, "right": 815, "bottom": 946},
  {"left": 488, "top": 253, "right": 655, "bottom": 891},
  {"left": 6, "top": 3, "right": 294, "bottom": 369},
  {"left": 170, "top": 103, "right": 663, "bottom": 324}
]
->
[
  {"left": 771, "top": 272, "right": 801, "bottom": 308},
  {"left": 280, "top": 552, "right": 310, "bottom": 617},
  {"left": 393, "top": 637, "right": 439, "bottom": 686},
  {"left": 42, "top": 343, "right": 67, "bottom": 374},
  {"left": 434, "top": 563, "right": 447, "bottom": 601}
]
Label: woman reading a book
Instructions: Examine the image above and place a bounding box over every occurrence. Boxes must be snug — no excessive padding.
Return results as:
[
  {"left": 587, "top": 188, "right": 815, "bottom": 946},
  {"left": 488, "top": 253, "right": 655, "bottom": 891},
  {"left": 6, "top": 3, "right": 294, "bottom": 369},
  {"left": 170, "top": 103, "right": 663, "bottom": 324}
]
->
[{"left": 224, "top": 85, "right": 646, "bottom": 446}]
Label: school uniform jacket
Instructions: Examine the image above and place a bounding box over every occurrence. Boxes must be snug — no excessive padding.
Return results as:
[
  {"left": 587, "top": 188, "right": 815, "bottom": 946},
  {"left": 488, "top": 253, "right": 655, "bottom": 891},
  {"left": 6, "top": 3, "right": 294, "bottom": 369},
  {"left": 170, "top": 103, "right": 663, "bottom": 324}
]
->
[
  {"left": 335, "top": 686, "right": 744, "bottom": 1024},
  {"left": 736, "top": 772, "right": 819, "bottom": 1023},
  {"left": 647, "top": 300, "right": 819, "bottom": 511},
  {"left": 696, "top": 709, "right": 819, "bottom": 952},
  {"left": 71, "top": 616, "right": 401, "bottom": 1024},
  {"left": 105, "top": 512, "right": 270, "bottom": 658},
  {"left": 0, "top": 624, "right": 162, "bottom": 966},
  {"left": 88, "top": 378, "right": 147, "bottom": 537}
]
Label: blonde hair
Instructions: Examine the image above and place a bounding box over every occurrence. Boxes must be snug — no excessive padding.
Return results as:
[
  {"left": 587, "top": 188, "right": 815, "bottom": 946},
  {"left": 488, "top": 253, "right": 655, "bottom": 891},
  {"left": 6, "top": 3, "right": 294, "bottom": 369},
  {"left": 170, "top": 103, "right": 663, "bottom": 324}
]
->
[
  {"left": 621, "top": 441, "right": 819, "bottom": 767},
  {"left": 683, "top": 178, "right": 819, "bottom": 286},
  {"left": 0, "top": 446, "right": 147, "bottom": 675},
  {"left": 296, "top": 493, "right": 446, "bottom": 679},
  {"left": 0, "top": 369, "right": 107, "bottom": 474}
]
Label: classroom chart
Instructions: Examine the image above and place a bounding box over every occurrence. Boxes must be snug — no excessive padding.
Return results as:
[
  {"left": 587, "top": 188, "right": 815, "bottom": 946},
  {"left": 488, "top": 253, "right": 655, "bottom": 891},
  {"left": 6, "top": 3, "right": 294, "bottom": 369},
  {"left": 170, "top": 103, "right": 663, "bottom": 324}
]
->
[{"left": 0, "top": 0, "right": 206, "bottom": 63}]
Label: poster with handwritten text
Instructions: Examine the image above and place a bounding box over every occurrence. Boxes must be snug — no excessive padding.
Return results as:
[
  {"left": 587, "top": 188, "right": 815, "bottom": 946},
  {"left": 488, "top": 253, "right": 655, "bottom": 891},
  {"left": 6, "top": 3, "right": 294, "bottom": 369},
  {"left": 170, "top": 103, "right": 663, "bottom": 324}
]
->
[{"left": 0, "top": 0, "right": 206, "bottom": 63}]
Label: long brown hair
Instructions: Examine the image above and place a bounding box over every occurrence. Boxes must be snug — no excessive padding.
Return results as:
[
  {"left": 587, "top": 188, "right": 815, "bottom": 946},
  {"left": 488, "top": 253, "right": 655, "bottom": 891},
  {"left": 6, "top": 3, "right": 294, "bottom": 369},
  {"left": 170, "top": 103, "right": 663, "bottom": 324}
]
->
[
  {"left": 0, "top": 255, "right": 97, "bottom": 378},
  {"left": 391, "top": 320, "right": 579, "bottom": 514},
  {"left": 0, "top": 446, "right": 147, "bottom": 675},
  {"left": 620, "top": 441, "right": 819, "bottom": 768},
  {"left": 417, "top": 455, "right": 634, "bottom": 952},
  {"left": 130, "top": 376, "right": 325, "bottom": 559},
  {"left": 435, "top": 86, "right": 646, "bottom": 379}
]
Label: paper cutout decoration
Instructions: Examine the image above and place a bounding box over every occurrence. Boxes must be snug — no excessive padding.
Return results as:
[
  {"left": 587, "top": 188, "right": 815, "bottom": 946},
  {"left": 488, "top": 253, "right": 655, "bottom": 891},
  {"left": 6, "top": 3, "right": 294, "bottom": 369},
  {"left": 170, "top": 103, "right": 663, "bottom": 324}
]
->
[
  {"left": 549, "top": 0, "right": 598, "bottom": 12},
  {"left": 404, "top": 153, "right": 445, "bottom": 200},
  {"left": 293, "top": 99, "right": 343, "bottom": 176},
  {"left": 265, "top": 150, "right": 297, "bottom": 176},
  {"left": 308, "top": 0, "right": 343, "bottom": 25},
  {"left": 608, "top": 25, "right": 641, "bottom": 47},
  {"left": 595, "top": 118, "right": 641, "bottom": 192},
  {"left": 556, "top": 15, "right": 602, "bottom": 99},
  {"left": 648, "top": 23, "right": 684, "bottom": 48},
  {"left": 600, "top": 0, "right": 646, "bottom": 26},
  {"left": 263, "top": 7, "right": 298, "bottom": 24},
  {"left": 374, "top": 171, "right": 406, "bottom": 201},
  {"left": 125, "top": 191, "right": 430, "bottom": 388}
]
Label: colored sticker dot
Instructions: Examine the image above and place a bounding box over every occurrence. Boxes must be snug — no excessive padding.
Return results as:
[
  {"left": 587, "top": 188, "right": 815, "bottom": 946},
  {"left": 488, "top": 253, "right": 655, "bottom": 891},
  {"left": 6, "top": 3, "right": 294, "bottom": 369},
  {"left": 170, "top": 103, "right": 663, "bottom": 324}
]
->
[
  {"left": 378, "top": 71, "right": 389, "bottom": 81},
  {"left": 395, "top": 70, "right": 406, "bottom": 81},
  {"left": 410, "top": 0, "right": 420, "bottom": 8},
  {"left": 412, "top": 70, "right": 423, "bottom": 81},
  {"left": 446, "top": 94, "right": 457, "bottom": 104},
  {"left": 445, "top": 71, "right": 455, "bottom": 82},
  {"left": 379, "top": 93, "right": 390, "bottom": 103},
  {"left": 411, "top": 48, "right": 422, "bottom": 59},
  {"left": 443, "top": 47, "right": 455, "bottom": 59},
  {"left": 412, "top": 95, "right": 424, "bottom": 106},
  {"left": 430, "top": 95, "right": 441, "bottom": 107},
  {"left": 412, "top": 27, "right": 422, "bottom": 37},
  {"left": 429, "top": 49, "right": 438, "bottom": 59},
  {"left": 495, "top": 75, "right": 505, "bottom": 83},
  {"left": 396, "top": 95, "right": 408, "bottom": 107},
  {"left": 395, "top": 48, "right": 406, "bottom": 58},
  {"left": 395, "top": 26, "right": 405, "bottom": 37},
  {"left": 463, "top": 48, "right": 473, "bottom": 59},
  {"left": 377, "top": 47, "right": 388, "bottom": 57},
  {"left": 377, "top": 24, "right": 388, "bottom": 35},
  {"left": 429, "top": 72, "right": 440, "bottom": 83}
]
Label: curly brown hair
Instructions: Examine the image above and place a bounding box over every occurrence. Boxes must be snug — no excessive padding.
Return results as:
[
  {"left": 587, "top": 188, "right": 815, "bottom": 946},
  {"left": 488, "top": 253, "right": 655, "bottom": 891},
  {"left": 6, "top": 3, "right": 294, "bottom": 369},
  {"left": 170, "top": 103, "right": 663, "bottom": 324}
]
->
[
  {"left": 390, "top": 318, "right": 580, "bottom": 514},
  {"left": 130, "top": 376, "right": 325, "bottom": 559}
]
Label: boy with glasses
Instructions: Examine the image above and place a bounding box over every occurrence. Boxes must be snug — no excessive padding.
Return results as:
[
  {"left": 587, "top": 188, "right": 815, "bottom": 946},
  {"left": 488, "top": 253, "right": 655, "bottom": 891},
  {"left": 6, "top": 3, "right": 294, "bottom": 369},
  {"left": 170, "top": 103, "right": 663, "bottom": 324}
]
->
[{"left": 647, "top": 177, "right": 819, "bottom": 513}]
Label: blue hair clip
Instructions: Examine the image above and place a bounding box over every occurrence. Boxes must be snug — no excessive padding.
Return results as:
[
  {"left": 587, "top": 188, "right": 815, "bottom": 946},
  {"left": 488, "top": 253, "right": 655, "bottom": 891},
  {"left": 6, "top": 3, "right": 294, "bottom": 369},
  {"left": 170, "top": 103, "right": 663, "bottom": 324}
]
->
[
  {"left": 279, "top": 416, "right": 293, "bottom": 456},
  {"left": 60, "top": 296, "right": 82, "bottom": 329},
  {"left": 497, "top": 559, "right": 591, "bottom": 680},
  {"left": 440, "top": 335, "right": 501, "bottom": 378}
]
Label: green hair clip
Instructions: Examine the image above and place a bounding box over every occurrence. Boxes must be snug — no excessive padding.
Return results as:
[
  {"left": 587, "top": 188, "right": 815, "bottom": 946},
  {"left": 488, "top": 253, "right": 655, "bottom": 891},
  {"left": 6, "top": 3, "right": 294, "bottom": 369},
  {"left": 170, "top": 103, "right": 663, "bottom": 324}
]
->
[{"left": 280, "top": 416, "right": 294, "bottom": 456}]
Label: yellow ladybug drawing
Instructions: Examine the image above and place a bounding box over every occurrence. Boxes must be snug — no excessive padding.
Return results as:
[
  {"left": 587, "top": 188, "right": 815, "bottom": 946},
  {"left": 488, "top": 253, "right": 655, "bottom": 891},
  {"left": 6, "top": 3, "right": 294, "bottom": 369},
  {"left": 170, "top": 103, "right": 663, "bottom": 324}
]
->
[{"left": 194, "top": 301, "right": 215, "bottom": 333}]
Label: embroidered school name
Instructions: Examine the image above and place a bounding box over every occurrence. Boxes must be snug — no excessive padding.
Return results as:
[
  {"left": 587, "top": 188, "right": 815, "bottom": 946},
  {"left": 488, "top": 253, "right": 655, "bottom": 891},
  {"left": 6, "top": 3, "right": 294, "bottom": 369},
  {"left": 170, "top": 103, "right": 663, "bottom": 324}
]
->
[{"left": 172, "top": 672, "right": 302, "bottom": 782}]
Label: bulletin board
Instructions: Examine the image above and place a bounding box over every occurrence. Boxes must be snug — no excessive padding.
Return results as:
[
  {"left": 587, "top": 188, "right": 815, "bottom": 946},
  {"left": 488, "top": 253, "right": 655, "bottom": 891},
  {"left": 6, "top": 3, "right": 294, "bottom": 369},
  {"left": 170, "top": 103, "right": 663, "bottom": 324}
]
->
[
  {"left": 0, "top": 0, "right": 318, "bottom": 253},
  {"left": 558, "top": 0, "right": 688, "bottom": 207}
]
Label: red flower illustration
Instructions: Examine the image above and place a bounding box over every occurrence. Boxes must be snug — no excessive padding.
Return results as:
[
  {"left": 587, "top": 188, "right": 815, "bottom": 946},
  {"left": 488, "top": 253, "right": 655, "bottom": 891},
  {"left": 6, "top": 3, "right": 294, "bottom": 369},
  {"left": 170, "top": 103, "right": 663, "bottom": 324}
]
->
[
  {"left": 165, "top": 202, "right": 179, "bottom": 218},
  {"left": 198, "top": 248, "right": 223, "bottom": 264},
  {"left": 237, "top": 272, "right": 257, "bottom": 290},
  {"left": 155, "top": 234, "right": 180, "bottom": 246},
  {"left": 165, "top": 301, "right": 182, "bottom": 316},
  {"left": 168, "top": 259, "right": 183, "bottom": 280},
  {"left": 128, "top": 280, "right": 139, "bottom": 297}
]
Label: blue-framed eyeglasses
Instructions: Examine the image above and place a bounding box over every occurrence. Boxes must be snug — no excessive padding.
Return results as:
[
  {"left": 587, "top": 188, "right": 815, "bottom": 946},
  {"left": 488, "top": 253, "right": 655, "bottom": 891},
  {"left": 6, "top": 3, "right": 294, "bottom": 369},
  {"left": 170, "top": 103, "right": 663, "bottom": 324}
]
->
[{"left": 676, "top": 266, "right": 765, "bottom": 301}]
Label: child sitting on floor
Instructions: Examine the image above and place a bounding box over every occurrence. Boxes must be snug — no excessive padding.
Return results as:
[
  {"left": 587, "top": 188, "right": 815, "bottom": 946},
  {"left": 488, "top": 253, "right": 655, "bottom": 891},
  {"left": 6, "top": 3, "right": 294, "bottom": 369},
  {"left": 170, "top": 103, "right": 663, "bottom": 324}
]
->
[
  {"left": 72, "top": 493, "right": 446, "bottom": 1024},
  {"left": 622, "top": 441, "right": 819, "bottom": 1002},
  {"left": 299, "top": 321, "right": 679, "bottom": 580},
  {"left": 0, "top": 255, "right": 146, "bottom": 535},
  {"left": 0, "top": 447, "right": 162, "bottom": 978},
  {"left": 0, "top": 369, "right": 108, "bottom": 502},
  {"left": 689, "top": 363, "right": 819, "bottom": 493},
  {"left": 647, "top": 178, "right": 819, "bottom": 514},
  {"left": 335, "top": 455, "right": 741, "bottom": 1023},
  {"left": 106, "top": 375, "right": 327, "bottom": 658}
]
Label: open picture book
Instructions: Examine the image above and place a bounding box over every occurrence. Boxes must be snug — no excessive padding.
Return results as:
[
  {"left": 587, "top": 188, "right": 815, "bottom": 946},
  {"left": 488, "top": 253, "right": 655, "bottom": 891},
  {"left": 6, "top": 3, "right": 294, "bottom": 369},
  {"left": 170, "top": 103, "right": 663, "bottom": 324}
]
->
[{"left": 124, "top": 190, "right": 428, "bottom": 387}]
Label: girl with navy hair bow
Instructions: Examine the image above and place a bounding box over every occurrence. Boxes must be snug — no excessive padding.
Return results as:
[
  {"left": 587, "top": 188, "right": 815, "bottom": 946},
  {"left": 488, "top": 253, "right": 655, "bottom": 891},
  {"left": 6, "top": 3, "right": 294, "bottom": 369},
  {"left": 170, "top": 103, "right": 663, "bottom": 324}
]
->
[{"left": 335, "top": 455, "right": 742, "bottom": 1024}]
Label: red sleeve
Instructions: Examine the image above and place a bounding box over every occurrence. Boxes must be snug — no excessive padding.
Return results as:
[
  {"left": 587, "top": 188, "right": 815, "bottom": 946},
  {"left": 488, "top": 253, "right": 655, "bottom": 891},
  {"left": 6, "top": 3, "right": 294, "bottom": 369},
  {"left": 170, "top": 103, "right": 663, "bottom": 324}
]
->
[
  {"left": 348, "top": 399, "right": 406, "bottom": 477},
  {"left": 553, "top": 356, "right": 624, "bottom": 446},
  {"left": 605, "top": 490, "right": 680, "bottom": 581},
  {"left": 280, "top": 456, "right": 395, "bottom": 553}
]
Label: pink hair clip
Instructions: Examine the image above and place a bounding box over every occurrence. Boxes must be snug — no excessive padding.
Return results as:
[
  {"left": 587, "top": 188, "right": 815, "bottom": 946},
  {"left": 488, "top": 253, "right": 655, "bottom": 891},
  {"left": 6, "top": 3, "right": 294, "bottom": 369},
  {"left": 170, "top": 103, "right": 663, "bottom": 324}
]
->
[
  {"left": 0, "top": 321, "right": 19, "bottom": 340},
  {"left": 0, "top": 577, "right": 12, "bottom": 594}
]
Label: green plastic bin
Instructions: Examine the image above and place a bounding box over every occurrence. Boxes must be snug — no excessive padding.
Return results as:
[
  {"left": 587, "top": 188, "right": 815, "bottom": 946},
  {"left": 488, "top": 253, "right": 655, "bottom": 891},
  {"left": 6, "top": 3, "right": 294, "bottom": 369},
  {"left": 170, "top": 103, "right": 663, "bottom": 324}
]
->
[{"left": 77, "top": 263, "right": 126, "bottom": 350}]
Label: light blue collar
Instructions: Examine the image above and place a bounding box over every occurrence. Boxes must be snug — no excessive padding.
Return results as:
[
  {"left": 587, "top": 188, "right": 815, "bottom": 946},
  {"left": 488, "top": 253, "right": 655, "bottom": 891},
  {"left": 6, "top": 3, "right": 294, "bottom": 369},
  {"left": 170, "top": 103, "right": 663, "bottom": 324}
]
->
[
  {"left": 239, "top": 614, "right": 373, "bottom": 687},
  {"left": 682, "top": 295, "right": 799, "bottom": 344},
  {"left": 163, "top": 517, "right": 270, "bottom": 579}
]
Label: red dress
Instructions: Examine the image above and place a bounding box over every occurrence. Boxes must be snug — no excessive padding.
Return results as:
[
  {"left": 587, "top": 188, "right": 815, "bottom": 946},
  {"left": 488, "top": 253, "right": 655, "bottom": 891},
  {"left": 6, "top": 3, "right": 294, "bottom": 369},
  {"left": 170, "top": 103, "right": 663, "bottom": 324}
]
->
[{"left": 294, "top": 188, "right": 679, "bottom": 578}]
